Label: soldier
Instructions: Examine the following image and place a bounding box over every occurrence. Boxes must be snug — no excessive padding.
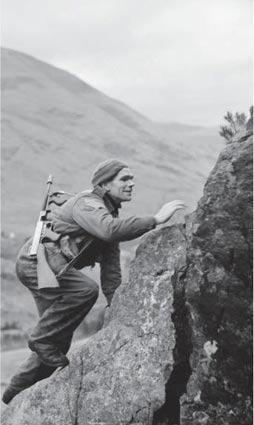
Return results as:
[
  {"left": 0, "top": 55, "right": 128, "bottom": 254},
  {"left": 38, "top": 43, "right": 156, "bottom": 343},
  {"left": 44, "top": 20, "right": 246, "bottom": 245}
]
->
[{"left": 2, "top": 159, "right": 185, "bottom": 404}]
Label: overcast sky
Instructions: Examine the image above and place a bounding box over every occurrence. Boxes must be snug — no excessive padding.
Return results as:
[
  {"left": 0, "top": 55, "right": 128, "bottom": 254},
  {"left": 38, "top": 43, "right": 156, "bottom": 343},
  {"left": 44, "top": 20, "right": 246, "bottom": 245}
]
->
[{"left": 2, "top": 0, "right": 253, "bottom": 126}]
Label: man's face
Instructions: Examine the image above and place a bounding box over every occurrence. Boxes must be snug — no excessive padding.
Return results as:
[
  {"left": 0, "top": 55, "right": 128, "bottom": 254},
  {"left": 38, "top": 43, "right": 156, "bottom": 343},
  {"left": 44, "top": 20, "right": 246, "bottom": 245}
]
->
[{"left": 103, "top": 167, "right": 135, "bottom": 203}]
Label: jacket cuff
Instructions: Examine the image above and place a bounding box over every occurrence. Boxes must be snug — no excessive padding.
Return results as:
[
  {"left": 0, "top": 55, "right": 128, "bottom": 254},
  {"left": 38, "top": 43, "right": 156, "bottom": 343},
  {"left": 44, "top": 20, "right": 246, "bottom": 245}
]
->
[{"left": 144, "top": 216, "right": 157, "bottom": 229}]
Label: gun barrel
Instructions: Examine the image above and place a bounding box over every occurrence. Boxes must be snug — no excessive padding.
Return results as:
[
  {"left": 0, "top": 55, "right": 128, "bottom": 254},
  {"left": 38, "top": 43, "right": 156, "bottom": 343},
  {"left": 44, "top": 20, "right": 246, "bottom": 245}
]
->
[
  {"left": 41, "top": 175, "right": 53, "bottom": 211},
  {"left": 47, "top": 174, "right": 53, "bottom": 185}
]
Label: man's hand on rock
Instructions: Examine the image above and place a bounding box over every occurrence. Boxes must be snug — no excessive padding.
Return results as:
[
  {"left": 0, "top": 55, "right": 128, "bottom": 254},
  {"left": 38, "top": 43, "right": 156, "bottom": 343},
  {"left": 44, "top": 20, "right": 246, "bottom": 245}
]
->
[{"left": 154, "top": 200, "right": 186, "bottom": 225}]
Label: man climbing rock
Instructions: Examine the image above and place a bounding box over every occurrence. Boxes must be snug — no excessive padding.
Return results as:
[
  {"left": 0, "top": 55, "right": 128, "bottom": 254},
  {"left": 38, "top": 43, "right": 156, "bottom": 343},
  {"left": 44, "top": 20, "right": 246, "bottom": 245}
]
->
[{"left": 2, "top": 158, "right": 185, "bottom": 404}]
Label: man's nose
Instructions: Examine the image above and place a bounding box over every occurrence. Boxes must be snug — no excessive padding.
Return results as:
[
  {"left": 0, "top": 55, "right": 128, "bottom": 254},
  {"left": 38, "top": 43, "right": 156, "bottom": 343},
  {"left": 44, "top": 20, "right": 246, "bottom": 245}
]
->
[{"left": 128, "top": 180, "right": 135, "bottom": 187}]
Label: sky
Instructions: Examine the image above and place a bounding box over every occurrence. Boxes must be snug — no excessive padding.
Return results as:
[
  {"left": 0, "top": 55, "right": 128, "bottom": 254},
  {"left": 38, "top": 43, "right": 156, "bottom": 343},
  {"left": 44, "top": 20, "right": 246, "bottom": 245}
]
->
[{"left": 1, "top": 0, "right": 253, "bottom": 126}]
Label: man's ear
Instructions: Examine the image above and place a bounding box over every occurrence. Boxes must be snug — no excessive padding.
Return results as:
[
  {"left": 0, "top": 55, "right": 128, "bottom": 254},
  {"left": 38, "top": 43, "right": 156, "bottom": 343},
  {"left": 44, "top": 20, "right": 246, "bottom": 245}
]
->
[{"left": 101, "top": 182, "right": 111, "bottom": 192}]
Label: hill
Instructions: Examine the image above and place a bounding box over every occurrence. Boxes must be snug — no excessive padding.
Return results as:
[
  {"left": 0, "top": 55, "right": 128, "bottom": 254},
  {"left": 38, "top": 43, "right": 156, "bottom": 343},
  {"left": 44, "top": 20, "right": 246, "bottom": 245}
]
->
[{"left": 1, "top": 47, "right": 223, "bottom": 347}]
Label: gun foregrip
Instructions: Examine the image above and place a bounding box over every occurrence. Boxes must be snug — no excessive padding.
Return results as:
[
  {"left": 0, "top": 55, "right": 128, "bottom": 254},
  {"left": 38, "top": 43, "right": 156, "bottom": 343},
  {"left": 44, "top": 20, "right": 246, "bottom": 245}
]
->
[
  {"left": 29, "top": 221, "right": 44, "bottom": 256},
  {"left": 30, "top": 175, "right": 53, "bottom": 257}
]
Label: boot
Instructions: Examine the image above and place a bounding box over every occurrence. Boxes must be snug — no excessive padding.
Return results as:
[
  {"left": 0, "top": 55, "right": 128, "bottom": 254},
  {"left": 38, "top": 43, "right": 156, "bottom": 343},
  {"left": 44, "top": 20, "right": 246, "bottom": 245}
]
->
[
  {"left": 2, "top": 384, "right": 20, "bottom": 404},
  {"left": 28, "top": 340, "right": 69, "bottom": 368}
]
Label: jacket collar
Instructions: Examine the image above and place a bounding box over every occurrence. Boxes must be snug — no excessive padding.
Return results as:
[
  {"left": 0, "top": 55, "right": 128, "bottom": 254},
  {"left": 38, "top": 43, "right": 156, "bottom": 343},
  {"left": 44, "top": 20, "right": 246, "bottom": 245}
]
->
[{"left": 92, "top": 185, "right": 121, "bottom": 214}]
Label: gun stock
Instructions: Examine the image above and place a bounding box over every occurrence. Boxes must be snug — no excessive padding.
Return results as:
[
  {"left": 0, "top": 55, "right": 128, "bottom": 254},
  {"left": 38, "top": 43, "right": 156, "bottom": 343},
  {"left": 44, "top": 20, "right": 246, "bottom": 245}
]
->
[{"left": 37, "top": 244, "right": 59, "bottom": 288}]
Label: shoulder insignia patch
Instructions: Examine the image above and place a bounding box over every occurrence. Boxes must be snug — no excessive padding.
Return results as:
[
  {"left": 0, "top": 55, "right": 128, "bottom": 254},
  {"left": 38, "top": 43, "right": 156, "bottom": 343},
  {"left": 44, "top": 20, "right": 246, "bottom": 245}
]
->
[
  {"left": 84, "top": 198, "right": 104, "bottom": 209},
  {"left": 75, "top": 195, "right": 104, "bottom": 211}
]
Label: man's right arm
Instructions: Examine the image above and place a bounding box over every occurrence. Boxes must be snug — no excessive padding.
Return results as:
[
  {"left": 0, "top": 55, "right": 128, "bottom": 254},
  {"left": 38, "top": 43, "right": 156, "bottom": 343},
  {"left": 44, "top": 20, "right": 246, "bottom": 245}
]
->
[{"left": 72, "top": 197, "right": 156, "bottom": 242}]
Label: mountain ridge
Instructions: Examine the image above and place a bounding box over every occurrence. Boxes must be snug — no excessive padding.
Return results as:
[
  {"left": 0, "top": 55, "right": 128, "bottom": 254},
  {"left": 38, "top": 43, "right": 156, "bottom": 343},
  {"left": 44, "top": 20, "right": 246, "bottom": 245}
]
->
[{"left": 1, "top": 47, "right": 220, "bottom": 128}]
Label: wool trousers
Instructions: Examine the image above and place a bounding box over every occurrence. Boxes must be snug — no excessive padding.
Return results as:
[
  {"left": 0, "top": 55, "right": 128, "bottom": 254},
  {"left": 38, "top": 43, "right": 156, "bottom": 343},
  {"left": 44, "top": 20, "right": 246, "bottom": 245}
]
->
[{"left": 4, "top": 238, "right": 99, "bottom": 399}]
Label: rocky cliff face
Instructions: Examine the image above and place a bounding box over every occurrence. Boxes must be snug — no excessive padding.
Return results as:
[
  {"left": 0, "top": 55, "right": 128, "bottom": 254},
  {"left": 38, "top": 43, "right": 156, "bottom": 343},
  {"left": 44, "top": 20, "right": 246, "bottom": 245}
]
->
[
  {"left": 181, "top": 124, "right": 253, "bottom": 425},
  {"left": 2, "top": 123, "right": 252, "bottom": 425}
]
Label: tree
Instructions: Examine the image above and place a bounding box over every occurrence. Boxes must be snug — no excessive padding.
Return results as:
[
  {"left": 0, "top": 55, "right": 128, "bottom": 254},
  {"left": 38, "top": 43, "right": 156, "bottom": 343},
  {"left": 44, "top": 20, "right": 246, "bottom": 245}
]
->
[{"left": 219, "top": 111, "right": 247, "bottom": 142}]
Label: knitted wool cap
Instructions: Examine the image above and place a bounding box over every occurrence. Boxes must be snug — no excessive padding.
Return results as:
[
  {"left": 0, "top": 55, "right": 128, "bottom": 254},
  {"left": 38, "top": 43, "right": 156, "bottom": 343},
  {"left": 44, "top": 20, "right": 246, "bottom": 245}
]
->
[{"left": 91, "top": 158, "right": 128, "bottom": 187}]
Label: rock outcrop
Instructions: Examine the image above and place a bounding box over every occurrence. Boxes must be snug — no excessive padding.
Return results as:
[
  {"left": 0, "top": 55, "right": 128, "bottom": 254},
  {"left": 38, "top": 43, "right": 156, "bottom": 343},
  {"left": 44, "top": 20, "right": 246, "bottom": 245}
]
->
[
  {"left": 2, "top": 124, "right": 252, "bottom": 425},
  {"left": 181, "top": 125, "right": 253, "bottom": 425}
]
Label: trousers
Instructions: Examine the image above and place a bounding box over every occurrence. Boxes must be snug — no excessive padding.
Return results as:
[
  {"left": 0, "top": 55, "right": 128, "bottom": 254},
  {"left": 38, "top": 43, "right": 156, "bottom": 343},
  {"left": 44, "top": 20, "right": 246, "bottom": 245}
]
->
[{"left": 4, "top": 238, "right": 99, "bottom": 400}]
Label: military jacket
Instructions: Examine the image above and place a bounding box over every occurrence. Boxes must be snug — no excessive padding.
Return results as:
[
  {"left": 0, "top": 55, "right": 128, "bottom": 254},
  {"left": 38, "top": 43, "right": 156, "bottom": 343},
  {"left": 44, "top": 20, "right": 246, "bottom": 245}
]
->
[{"left": 50, "top": 186, "right": 156, "bottom": 304}]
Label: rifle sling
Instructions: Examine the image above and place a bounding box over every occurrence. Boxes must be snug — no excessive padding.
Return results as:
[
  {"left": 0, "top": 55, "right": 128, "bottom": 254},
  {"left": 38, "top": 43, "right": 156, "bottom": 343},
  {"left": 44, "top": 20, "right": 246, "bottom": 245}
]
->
[{"left": 56, "top": 237, "right": 94, "bottom": 279}]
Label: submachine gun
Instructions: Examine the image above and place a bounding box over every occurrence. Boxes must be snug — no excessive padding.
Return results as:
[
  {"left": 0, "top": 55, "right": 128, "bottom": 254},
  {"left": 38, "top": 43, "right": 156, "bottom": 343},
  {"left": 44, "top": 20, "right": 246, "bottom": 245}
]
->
[
  {"left": 29, "top": 175, "right": 94, "bottom": 287},
  {"left": 29, "top": 174, "right": 73, "bottom": 257},
  {"left": 29, "top": 174, "right": 70, "bottom": 288}
]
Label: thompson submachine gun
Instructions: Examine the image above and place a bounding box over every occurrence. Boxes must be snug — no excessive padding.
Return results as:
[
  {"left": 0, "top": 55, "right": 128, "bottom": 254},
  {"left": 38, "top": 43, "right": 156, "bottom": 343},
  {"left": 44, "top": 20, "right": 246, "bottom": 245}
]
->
[
  {"left": 29, "top": 176, "right": 77, "bottom": 288},
  {"left": 28, "top": 176, "right": 92, "bottom": 286},
  {"left": 29, "top": 174, "right": 62, "bottom": 289}
]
